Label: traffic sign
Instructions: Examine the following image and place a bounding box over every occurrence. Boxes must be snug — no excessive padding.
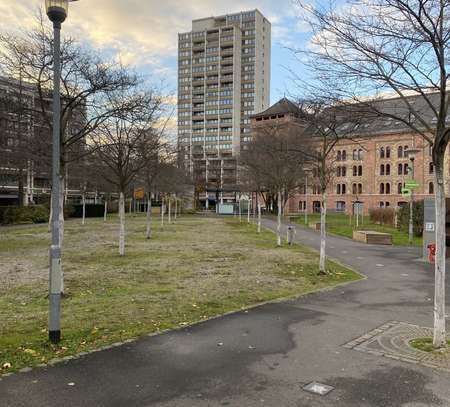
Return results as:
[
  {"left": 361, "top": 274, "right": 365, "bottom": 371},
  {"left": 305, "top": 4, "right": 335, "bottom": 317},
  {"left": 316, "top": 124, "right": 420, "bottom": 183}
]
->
[{"left": 405, "top": 180, "right": 419, "bottom": 189}]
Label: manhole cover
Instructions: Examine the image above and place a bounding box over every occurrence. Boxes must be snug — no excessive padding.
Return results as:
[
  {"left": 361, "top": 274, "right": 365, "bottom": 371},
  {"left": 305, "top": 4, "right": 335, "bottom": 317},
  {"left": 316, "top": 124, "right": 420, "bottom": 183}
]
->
[{"left": 303, "top": 382, "right": 335, "bottom": 396}]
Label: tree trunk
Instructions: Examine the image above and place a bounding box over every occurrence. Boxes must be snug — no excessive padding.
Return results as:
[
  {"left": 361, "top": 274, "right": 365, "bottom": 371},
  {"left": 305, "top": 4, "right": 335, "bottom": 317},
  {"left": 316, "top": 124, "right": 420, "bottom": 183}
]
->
[
  {"left": 168, "top": 198, "right": 172, "bottom": 224},
  {"left": 277, "top": 191, "right": 282, "bottom": 246},
  {"left": 104, "top": 200, "right": 107, "bottom": 222},
  {"left": 319, "top": 192, "right": 327, "bottom": 275},
  {"left": 146, "top": 195, "right": 152, "bottom": 239},
  {"left": 119, "top": 192, "right": 125, "bottom": 256},
  {"left": 247, "top": 199, "right": 251, "bottom": 223},
  {"left": 161, "top": 199, "right": 165, "bottom": 227},
  {"left": 175, "top": 198, "right": 178, "bottom": 220},
  {"left": 239, "top": 199, "right": 242, "bottom": 222},
  {"left": 82, "top": 192, "right": 86, "bottom": 225},
  {"left": 258, "top": 203, "right": 261, "bottom": 234},
  {"left": 433, "top": 164, "right": 446, "bottom": 348},
  {"left": 18, "top": 169, "right": 25, "bottom": 207},
  {"left": 48, "top": 194, "right": 53, "bottom": 233}
]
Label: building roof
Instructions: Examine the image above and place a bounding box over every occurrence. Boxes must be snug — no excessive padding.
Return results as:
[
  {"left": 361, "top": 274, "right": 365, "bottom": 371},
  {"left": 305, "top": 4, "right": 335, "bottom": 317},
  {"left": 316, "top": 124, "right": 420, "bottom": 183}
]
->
[{"left": 252, "top": 97, "right": 302, "bottom": 119}]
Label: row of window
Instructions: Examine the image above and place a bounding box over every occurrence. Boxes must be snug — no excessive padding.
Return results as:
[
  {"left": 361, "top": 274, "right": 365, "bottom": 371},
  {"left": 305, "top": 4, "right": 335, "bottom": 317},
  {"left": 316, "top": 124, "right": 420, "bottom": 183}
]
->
[{"left": 336, "top": 149, "right": 363, "bottom": 161}]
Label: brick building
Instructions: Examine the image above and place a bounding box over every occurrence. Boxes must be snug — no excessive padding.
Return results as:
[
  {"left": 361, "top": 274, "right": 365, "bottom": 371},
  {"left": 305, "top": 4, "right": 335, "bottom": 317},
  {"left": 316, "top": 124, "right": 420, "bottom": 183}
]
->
[{"left": 250, "top": 95, "right": 448, "bottom": 215}]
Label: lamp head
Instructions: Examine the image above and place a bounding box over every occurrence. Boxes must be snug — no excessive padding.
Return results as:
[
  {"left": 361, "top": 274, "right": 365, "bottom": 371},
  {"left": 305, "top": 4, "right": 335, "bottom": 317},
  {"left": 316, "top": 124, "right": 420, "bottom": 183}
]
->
[
  {"left": 45, "top": 0, "right": 78, "bottom": 24},
  {"left": 405, "top": 148, "right": 420, "bottom": 160}
]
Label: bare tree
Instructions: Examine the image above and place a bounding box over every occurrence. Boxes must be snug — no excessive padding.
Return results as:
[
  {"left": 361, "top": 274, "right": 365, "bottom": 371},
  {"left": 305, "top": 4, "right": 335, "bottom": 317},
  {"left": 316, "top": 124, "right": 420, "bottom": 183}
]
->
[
  {"left": 295, "top": 0, "right": 450, "bottom": 348},
  {"left": 240, "top": 119, "right": 308, "bottom": 245},
  {"left": 92, "top": 87, "right": 163, "bottom": 256}
]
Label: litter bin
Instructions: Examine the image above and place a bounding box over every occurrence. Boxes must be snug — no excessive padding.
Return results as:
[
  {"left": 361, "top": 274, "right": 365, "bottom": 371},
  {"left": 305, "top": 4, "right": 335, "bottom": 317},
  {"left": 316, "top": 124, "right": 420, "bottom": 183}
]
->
[
  {"left": 287, "top": 225, "right": 295, "bottom": 245},
  {"left": 427, "top": 243, "right": 436, "bottom": 264}
]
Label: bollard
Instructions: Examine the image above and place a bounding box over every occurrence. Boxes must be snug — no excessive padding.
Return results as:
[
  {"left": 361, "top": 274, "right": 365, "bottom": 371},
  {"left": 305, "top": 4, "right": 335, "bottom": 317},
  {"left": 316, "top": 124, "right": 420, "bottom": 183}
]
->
[{"left": 287, "top": 225, "right": 295, "bottom": 245}]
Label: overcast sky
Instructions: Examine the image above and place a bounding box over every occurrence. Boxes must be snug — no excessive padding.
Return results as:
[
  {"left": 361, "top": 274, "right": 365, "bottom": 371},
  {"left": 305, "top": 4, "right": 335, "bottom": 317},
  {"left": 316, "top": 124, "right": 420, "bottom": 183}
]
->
[{"left": 0, "top": 0, "right": 313, "bottom": 105}]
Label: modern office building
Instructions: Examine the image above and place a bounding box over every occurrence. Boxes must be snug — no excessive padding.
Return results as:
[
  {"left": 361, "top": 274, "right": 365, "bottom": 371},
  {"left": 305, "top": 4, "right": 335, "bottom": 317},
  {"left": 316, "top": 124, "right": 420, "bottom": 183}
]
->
[{"left": 177, "top": 9, "right": 271, "bottom": 206}]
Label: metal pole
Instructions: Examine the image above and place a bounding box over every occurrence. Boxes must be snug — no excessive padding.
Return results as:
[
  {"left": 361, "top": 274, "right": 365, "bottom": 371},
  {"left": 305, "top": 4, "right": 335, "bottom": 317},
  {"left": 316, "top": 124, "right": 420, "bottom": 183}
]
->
[
  {"left": 409, "top": 158, "right": 415, "bottom": 244},
  {"left": 49, "top": 20, "right": 62, "bottom": 344}
]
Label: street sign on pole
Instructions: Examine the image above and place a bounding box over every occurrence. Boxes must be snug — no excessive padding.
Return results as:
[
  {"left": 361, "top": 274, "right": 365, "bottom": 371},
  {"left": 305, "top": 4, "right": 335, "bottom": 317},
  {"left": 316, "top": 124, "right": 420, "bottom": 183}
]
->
[
  {"left": 401, "top": 187, "right": 412, "bottom": 197},
  {"left": 405, "top": 180, "right": 419, "bottom": 189}
]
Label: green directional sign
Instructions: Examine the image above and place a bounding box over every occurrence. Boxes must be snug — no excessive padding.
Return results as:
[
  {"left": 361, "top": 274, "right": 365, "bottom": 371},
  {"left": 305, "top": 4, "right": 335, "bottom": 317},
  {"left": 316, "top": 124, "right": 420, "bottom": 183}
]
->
[
  {"left": 401, "top": 188, "right": 411, "bottom": 197},
  {"left": 405, "top": 180, "right": 419, "bottom": 189}
]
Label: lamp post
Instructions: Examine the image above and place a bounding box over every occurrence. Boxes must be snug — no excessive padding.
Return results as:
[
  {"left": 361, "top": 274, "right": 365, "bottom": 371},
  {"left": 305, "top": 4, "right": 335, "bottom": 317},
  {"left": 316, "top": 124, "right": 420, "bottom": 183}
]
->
[
  {"left": 304, "top": 169, "right": 312, "bottom": 225},
  {"left": 405, "top": 148, "right": 420, "bottom": 245},
  {"left": 45, "top": 0, "right": 78, "bottom": 344}
]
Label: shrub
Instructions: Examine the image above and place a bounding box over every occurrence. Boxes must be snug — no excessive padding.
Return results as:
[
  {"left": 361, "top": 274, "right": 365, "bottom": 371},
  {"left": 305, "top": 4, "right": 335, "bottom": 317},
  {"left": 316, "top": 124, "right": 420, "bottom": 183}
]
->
[
  {"left": 369, "top": 208, "right": 395, "bottom": 226},
  {"left": 71, "top": 204, "right": 105, "bottom": 218},
  {"left": 0, "top": 205, "right": 49, "bottom": 225},
  {"left": 397, "top": 200, "right": 424, "bottom": 236}
]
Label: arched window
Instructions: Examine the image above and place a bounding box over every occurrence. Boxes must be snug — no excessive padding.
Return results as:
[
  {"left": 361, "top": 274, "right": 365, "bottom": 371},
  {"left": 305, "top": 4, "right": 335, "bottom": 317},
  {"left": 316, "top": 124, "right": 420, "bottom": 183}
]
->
[
  {"left": 386, "top": 183, "right": 391, "bottom": 194},
  {"left": 398, "top": 163, "right": 403, "bottom": 175},
  {"left": 353, "top": 166, "right": 357, "bottom": 176},
  {"left": 404, "top": 163, "right": 409, "bottom": 174},
  {"left": 358, "top": 183, "right": 363, "bottom": 194},
  {"left": 352, "top": 183, "right": 357, "bottom": 194},
  {"left": 380, "top": 164, "right": 385, "bottom": 175},
  {"left": 358, "top": 149, "right": 363, "bottom": 160},
  {"left": 429, "top": 162, "right": 434, "bottom": 174},
  {"left": 386, "top": 164, "right": 390, "bottom": 175},
  {"left": 404, "top": 145, "right": 409, "bottom": 156},
  {"left": 398, "top": 182, "right": 403, "bottom": 194},
  {"left": 380, "top": 201, "right": 385, "bottom": 208},
  {"left": 337, "top": 167, "right": 341, "bottom": 177},
  {"left": 358, "top": 165, "right": 363, "bottom": 176},
  {"left": 337, "top": 150, "right": 341, "bottom": 161},
  {"left": 353, "top": 149, "right": 357, "bottom": 160},
  {"left": 429, "top": 182, "right": 434, "bottom": 194},
  {"left": 336, "top": 184, "right": 341, "bottom": 194},
  {"left": 380, "top": 147, "right": 385, "bottom": 158},
  {"left": 385, "top": 202, "right": 390, "bottom": 207},
  {"left": 398, "top": 146, "right": 403, "bottom": 158},
  {"left": 342, "top": 166, "right": 346, "bottom": 176},
  {"left": 380, "top": 183, "right": 385, "bottom": 194},
  {"left": 386, "top": 147, "right": 391, "bottom": 158},
  {"left": 342, "top": 184, "right": 346, "bottom": 194},
  {"left": 342, "top": 150, "right": 347, "bottom": 161}
]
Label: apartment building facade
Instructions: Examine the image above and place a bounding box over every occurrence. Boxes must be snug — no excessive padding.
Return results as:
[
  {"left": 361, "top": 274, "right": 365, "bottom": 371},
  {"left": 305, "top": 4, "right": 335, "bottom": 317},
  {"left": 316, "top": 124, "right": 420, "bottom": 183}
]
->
[
  {"left": 177, "top": 9, "right": 271, "bottom": 206},
  {"left": 250, "top": 96, "right": 450, "bottom": 215}
]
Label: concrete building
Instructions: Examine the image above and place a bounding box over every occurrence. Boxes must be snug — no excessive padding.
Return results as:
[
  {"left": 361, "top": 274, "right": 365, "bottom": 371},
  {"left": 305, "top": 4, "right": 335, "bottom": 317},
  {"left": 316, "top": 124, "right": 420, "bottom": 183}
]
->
[
  {"left": 250, "top": 96, "right": 450, "bottom": 215},
  {"left": 177, "top": 9, "right": 271, "bottom": 207}
]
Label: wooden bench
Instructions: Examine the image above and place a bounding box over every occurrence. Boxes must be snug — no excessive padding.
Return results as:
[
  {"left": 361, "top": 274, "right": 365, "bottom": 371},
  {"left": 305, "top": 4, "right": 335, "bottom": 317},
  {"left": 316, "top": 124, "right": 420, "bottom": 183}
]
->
[{"left": 353, "top": 230, "right": 392, "bottom": 245}]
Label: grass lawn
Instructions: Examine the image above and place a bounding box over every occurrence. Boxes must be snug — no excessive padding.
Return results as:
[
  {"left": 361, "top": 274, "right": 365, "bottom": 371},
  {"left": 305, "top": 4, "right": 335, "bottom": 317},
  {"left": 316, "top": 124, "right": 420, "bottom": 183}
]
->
[
  {"left": 410, "top": 338, "right": 450, "bottom": 353},
  {"left": 0, "top": 215, "right": 360, "bottom": 374},
  {"left": 294, "top": 212, "right": 422, "bottom": 246}
]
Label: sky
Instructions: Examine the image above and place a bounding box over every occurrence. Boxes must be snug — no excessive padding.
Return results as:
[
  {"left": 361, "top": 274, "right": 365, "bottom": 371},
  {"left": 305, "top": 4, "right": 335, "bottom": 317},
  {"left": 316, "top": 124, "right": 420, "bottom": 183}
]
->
[{"left": 0, "top": 0, "right": 313, "bottom": 105}]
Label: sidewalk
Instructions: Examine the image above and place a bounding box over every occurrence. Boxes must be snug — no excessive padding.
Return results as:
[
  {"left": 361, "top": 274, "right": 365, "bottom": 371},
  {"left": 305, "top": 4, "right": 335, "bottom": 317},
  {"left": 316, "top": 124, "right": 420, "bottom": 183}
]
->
[{"left": 1, "top": 217, "right": 449, "bottom": 406}]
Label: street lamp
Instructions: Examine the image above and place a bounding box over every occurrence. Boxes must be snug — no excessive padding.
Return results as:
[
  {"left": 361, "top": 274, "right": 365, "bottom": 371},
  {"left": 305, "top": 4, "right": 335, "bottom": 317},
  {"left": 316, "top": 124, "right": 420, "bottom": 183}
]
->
[
  {"left": 405, "top": 148, "right": 420, "bottom": 245},
  {"left": 45, "top": 0, "right": 79, "bottom": 344}
]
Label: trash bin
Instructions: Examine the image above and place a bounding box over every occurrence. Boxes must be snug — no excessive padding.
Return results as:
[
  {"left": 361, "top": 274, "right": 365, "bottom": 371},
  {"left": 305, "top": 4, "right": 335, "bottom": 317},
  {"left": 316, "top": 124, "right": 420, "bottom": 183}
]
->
[{"left": 427, "top": 243, "right": 436, "bottom": 264}]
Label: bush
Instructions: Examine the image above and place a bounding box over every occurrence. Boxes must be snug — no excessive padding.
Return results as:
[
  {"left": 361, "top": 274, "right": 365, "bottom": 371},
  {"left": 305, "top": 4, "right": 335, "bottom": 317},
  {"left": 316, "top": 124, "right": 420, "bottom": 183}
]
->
[
  {"left": 369, "top": 208, "right": 396, "bottom": 226},
  {"left": 71, "top": 204, "right": 105, "bottom": 218},
  {"left": 0, "top": 205, "right": 49, "bottom": 225},
  {"left": 398, "top": 200, "right": 424, "bottom": 236}
]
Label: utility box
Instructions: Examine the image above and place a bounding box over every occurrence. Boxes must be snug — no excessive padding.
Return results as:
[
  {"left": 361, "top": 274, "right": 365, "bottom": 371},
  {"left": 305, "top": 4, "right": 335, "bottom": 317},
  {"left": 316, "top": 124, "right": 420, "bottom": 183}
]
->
[
  {"left": 423, "top": 198, "right": 436, "bottom": 261},
  {"left": 217, "top": 203, "right": 234, "bottom": 215}
]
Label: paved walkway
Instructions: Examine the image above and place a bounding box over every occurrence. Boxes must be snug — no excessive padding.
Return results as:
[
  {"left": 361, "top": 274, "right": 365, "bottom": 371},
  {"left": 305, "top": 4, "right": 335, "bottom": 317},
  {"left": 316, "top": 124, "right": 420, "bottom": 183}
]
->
[{"left": 1, "top": 218, "right": 450, "bottom": 406}]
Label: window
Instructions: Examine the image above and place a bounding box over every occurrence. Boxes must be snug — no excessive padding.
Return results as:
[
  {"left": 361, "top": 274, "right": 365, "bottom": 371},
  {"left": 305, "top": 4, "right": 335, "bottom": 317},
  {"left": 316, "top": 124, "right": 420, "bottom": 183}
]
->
[
  {"left": 429, "top": 162, "right": 434, "bottom": 174},
  {"left": 380, "top": 164, "right": 385, "bottom": 176},
  {"left": 342, "top": 184, "right": 346, "bottom": 194},
  {"left": 429, "top": 182, "right": 434, "bottom": 194},
  {"left": 380, "top": 147, "right": 385, "bottom": 158},
  {"left": 398, "top": 163, "right": 403, "bottom": 175},
  {"left": 336, "top": 201, "right": 346, "bottom": 211},
  {"left": 380, "top": 202, "right": 385, "bottom": 208},
  {"left": 352, "top": 183, "right": 357, "bottom": 194},
  {"left": 299, "top": 201, "right": 306, "bottom": 211},
  {"left": 353, "top": 166, "right": 357, "bottom": 176},
  {"left": 386, "top": 164, "right": 390, "bottom": 175},
  {"left": 353, "top": 149, "right": 357, "bottom": 160},
  {"left": 358, "top": 166, "right": 362, "bottom": 176},
  {"left": 385, "top": 202, "right": 390, "bottom": 207},
  {"left": 404, "top": 163, "right": 409, "bottom": 174},
  {"left": 386, "top": 147, "right": 391, "bottom": 158},
  {"left": 386, "top": 183, "right": 391, "bottom": 194},
  {"left": 337, "top": 167, "right": 341, "bottom": 177},
  {"left": 398, "top": 182, "right": 403, "bottom": 194},
  {"left": 342, "top": 150, "right": 347, "bottom": 161},
  {"left": 358, "top": 149, "right": 363, "bottom": 160},
  {"left": 337, "top": 150, "right": 342, "bottom": 161},
  {"left": 380, "top": 183, "right": 385, "bottom": 194},
  {"left": 342, "top": 166, "right": 346, "bottom": 176},
  {"left": 398, "top": 145, "right": 403, "bottom": 158},
  {"left": 358, "top": 184, "right": 363, "bottom": 194},
  {"left": 337, "top": 184, "right": 341, "bottom": 194}
]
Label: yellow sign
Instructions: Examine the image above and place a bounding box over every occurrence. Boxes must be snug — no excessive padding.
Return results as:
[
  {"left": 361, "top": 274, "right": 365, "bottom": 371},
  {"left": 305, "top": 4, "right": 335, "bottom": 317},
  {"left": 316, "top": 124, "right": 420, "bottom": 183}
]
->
[{"left": 134, "top": 188, "right": 145, "bottom": 199}]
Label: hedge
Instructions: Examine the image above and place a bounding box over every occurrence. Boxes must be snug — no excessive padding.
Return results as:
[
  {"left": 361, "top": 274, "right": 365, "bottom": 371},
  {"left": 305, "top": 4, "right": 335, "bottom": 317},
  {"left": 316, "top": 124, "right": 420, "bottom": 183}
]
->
[
  {"left": 369, "top": 208, "right": 396, "bottom": 226},
  {"left": 397, "top": 200, "right": 424, "bottom": 236},
  {"left": 0, "top": 205, "right": 49, "bottom": 225},
  {"left": 71, "top": 204, "right": 105, "bottom": 218}
]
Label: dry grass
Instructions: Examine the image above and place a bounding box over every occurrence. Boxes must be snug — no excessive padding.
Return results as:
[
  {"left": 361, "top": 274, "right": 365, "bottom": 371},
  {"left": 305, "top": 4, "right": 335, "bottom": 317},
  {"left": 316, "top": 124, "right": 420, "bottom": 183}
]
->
[{"left": 0, "top": 214, "right": 360, "bottom": 373}]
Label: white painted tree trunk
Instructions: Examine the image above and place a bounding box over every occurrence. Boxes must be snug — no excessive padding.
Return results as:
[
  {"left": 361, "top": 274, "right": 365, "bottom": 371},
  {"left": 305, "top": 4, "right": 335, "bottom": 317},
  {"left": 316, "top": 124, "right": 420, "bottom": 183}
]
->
[
  {"left": 82, "top": 193, "right": 86, "bottom": 225},
  {"left": 433, "top": 167, "right": 446, "bottom": 348},
  {"left": 104, "top": 200, "right": 107, "bottom": 222},
  {"left": 175, "top": 199, "right": 178, "bottom": 220},
  {"left": 319, "top": 192, "right": 327, "bottom": 274},
  {"left": 48, "top": 195, "right": 53, "bottom": 232},
  {"left": 119, "top": 192, "right": 125, "bottom": 256},
  {"left": 161, "top": 200, "right": 165, "bottom": 227},
  {"left": 258, "top": 203, "right": 261, "bottom": 234},
  {"left": 247, "top": 199, "right": 251, "bottom": 223},
  {"left": 277, "top": 191, "right": 282, "bottom": 247},
  {"left": 168, "top": 199, "right": 172, "bottom": 224},
  {"left": 129, "top": 199, "right": 132, "bottom": 214},
  {"left": 239, "top": 200, "right": 242, "bottom": 222},
  {"left": 146, "top": 196, "right": 152, "bottom": 239}
]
